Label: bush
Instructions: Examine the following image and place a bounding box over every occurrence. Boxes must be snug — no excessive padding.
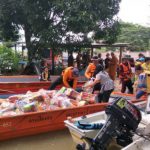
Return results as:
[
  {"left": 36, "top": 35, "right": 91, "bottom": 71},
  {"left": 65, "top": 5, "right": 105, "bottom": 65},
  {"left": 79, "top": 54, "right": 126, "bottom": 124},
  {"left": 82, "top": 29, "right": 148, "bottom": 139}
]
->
[{"left": 0, "top": 45, "right": 20, "bottom": 74}]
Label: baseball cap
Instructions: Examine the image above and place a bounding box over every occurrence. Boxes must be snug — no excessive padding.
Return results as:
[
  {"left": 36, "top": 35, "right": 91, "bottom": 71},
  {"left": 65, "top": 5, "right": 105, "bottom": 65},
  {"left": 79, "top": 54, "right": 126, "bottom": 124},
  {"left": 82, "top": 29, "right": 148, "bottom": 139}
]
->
[
  {"left": 72, "top": 68, "right": 79, "bottom": 77},
  {"left": 138, "top": 57, "right": 145, "bottom": 62}
]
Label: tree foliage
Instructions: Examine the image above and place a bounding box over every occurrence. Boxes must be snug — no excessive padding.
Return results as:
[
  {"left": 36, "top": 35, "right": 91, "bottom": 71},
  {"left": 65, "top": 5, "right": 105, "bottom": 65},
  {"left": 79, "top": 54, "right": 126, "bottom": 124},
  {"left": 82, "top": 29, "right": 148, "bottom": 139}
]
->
[
  {"left": 117, "top": 22, "right": 150, "bottom": 51},
  {"left": 0, "top": 45, "right": 20, "bottom": 74},
  {"left": 0, "top": 0, "right": 121, "bottom": 61}
]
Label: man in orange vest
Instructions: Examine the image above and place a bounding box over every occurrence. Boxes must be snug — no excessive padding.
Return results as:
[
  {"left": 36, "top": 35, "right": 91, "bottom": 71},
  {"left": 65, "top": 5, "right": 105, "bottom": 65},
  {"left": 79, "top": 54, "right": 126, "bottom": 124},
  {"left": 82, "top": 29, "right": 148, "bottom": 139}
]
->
[
  {"left": 85, "top": 56, "right": 98, "bottom": 79},
  {"left": 119, "top": 57, "right": 133, "bottom": 94},
  {"left": 48, "top": 67, "right": 79, "bottom": 90},
  {"left": 85, "top": 56, "right": 103, "bottom": 93}
]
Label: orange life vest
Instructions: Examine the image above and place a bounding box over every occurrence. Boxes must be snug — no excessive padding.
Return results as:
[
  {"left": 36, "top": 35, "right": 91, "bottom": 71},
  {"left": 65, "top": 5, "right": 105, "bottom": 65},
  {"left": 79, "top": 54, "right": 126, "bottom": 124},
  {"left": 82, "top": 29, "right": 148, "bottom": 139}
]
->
[
  {"left": 61, "top": 67, "right": 73, "bottom": 76},
  {"left": 119, "top": 63, "right": 132, "bottom": 80},
  {"left": 61, "top": 67, "right": 77, "bottom": 89},
  {"left": 85, "top": 63, "right": 96, "bottom": 79}
]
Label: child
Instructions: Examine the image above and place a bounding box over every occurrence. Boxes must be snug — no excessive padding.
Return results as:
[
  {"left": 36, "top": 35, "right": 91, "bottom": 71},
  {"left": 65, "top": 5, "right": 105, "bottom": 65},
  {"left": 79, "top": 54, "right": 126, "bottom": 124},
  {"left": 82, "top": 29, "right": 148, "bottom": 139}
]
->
[
  {"left": 40, "top": 66, "right": 51, "bottom": 81},
  {"left": 135, "top": 65, "right": 147, "bottom": 99}
]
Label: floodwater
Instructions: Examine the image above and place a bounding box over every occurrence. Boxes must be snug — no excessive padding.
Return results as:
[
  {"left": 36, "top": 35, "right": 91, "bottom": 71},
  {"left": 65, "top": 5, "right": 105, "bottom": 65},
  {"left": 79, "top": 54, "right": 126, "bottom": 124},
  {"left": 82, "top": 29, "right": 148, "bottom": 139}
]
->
[{"left": 0, "top": 129, "right": 76, "bottom": 150}]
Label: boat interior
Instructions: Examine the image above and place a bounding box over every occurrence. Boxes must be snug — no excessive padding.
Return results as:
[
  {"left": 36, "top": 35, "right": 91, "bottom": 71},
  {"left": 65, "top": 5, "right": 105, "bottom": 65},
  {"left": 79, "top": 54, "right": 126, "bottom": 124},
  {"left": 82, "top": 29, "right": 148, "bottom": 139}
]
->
[{"left": 65, "top": 100, "right": 150, "bottom": 150}]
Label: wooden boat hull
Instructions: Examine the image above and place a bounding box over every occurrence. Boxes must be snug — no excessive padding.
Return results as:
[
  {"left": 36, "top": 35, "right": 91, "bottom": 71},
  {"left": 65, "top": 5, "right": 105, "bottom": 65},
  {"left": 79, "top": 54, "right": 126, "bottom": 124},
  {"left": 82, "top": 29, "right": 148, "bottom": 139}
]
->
[
  {"left": 0, "top": 92, "right": 146, "bottom": 141},
  {"left": 0, "top": 103, "right": 107, "bottom": 141},
  {"left": 0, "top": 75, "right": 147, "bottom": 141},
  {"left": 0, "top": 75, "right": 86, "bottom": 94}
]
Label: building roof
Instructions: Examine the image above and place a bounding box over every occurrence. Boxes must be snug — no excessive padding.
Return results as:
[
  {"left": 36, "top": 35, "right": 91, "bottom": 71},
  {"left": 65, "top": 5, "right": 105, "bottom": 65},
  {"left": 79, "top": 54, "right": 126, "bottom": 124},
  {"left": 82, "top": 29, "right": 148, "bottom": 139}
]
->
[{"left": 91, "top": 42, "right": 130, "bottom": 48}]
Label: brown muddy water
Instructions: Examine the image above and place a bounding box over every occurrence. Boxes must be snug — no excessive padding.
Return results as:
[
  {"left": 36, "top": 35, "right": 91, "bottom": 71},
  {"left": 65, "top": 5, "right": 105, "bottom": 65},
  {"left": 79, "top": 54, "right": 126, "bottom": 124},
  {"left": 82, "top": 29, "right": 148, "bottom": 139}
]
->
[{"left": 0, "top": 129, "right": 76, "bottom": 150}]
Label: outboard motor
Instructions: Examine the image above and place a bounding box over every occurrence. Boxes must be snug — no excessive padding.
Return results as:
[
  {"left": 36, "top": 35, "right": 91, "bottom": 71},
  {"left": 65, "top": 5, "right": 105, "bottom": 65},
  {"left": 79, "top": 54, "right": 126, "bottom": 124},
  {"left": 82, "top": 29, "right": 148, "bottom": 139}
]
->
[{"left": 90, "top": 97, "right": 141, "bottom": 150}]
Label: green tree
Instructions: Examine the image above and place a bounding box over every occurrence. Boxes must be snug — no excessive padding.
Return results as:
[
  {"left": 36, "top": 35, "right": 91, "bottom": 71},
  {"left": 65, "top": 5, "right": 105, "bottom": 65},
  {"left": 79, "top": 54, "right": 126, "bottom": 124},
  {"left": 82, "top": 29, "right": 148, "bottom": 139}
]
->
[
  {"left": 117, "top": 22, "right": 150, "bottom": 51},
  {"left": 0, "top": 0, "right": 121, "bottom": 62}
]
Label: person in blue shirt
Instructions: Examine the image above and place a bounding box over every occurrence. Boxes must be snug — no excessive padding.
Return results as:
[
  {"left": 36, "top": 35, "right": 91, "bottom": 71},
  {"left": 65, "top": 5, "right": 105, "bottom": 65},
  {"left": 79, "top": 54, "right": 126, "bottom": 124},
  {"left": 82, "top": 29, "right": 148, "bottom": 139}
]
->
[{"left": 135, "top": 65, "right": 147, "bottom": 99}]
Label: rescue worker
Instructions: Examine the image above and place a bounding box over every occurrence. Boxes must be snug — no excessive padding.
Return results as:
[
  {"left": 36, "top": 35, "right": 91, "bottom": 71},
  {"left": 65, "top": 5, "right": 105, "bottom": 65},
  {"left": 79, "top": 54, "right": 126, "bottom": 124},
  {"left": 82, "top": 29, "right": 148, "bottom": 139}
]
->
[
  {"left": 85, "top": 56, "right": 105, "bottom": 93},
  {"left": 135, "top": 57, "right": 145, "bottom": 66},
  {"left": 119, "top": 57, "right": 133, "bottom": 94},
  {"left": 85, "top": 56, "right": 98, "bottom": 79},
  {"left": 138, "top": 53, "right": 145, "bottom": 60},
  {"left": 141, "top": 57, "right": 150, "bottom": 74},
  {"left": 48, "top": 67, "right": 79, "bottom": 90}
]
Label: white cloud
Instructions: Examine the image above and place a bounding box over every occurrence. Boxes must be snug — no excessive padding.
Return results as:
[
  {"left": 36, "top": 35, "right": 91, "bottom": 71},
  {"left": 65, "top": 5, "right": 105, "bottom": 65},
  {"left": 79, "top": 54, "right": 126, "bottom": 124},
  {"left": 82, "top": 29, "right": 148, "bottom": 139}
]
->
[{"left": 118, "top": 0, "right": 150, "bottom": 26}]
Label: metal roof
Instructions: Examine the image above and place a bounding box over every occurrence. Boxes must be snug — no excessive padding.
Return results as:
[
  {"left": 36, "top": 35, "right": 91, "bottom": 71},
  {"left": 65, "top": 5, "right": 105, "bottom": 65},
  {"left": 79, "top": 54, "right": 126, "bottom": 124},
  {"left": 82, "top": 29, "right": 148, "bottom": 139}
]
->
[{"left": 91, "top": 42, "right": 130, "bottom": 48}]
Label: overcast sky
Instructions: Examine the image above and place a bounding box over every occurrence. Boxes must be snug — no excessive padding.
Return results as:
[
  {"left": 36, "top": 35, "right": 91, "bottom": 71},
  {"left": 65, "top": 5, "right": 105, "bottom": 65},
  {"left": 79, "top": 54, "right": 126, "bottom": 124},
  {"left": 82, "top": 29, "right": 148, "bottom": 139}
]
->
[{"left": 118, "top": 0, "right": 150, "bottom": 26}]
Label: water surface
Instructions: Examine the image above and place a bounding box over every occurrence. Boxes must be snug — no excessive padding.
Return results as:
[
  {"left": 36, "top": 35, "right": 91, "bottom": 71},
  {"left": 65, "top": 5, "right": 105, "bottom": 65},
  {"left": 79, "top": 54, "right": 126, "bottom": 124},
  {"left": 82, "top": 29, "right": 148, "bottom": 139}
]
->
[{"left": 0, "top": 129, "right": 76, "bottom": 150}]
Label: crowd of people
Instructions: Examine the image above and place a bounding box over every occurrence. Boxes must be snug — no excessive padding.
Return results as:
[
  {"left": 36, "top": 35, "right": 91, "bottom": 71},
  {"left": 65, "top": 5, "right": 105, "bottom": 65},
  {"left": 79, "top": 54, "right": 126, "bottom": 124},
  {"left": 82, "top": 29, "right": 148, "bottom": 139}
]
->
[
  {"left": 44, "top": 51, "right": 150, "bottom": 103},
  {"left": 84, "top": 52, "right": 118, "bottom": 103},
  {"left": 68, "top": 52, "right": 91, "bottom": 69}
]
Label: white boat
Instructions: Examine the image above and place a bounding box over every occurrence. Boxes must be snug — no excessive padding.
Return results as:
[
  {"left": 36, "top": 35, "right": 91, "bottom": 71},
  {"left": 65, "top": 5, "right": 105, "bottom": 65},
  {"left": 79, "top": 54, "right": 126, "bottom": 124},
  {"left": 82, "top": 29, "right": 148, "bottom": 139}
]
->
[
  {"left": 122, "top": 111, "right": 150, "bottom": 150},
  {"left": 122, "top": 138, "right": 150, "bottom": 150},
  {"left": 65, "top": 111, "right": 107, "bottom": 149},
  {"left": 65, "top": 100, "right": 150, "bottom": 150}
]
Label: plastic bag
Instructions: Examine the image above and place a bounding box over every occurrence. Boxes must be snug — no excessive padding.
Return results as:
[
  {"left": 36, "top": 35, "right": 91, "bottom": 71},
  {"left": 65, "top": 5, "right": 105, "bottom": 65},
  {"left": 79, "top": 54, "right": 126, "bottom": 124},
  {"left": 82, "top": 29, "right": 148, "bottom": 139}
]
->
[
  {"left": 23, "top": 102, "right": 38, "bottom": 112},
  {"left": 15, "top": 100, "right": 28, "bottom": 111},
  {"left": 82, "top": 79, "right": 94, "bottom": 93},
  {"left": 8, "top": 94, "right": 25, "bottom": 103},
  {"left": 65, "top": 88, "right": 80, "bottom": 99},
  {"left": 77, "top": 92, "right": 96, "bottom": 104},
  {"left": 2, "top": 111, "right": 17, "bottom": 117},
  {"left": 60, "top": 99, "right": 73, "bottom": 108},
  {"left": 0, "top": 103, "right": 16, "bottom": 116},
  {"left": 55, "top": 87, "right": 67, "bottom": 96}
]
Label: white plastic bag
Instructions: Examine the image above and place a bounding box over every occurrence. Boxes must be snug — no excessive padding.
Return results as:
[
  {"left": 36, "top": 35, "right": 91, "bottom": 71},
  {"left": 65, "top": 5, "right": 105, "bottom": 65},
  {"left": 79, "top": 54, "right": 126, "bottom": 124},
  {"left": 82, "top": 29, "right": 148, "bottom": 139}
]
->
[{"left": 82, "top": 79, "right": 94, "bottom": 93}]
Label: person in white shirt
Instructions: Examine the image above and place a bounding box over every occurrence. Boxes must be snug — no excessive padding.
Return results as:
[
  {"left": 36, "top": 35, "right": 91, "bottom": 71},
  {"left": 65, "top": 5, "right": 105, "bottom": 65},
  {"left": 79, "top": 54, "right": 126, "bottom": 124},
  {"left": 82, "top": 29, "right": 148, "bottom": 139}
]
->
[{"left": 85, "top": 66, "right": 114, "bottom": 103}]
